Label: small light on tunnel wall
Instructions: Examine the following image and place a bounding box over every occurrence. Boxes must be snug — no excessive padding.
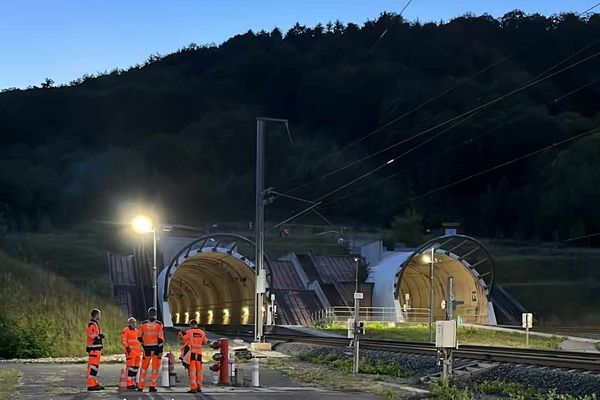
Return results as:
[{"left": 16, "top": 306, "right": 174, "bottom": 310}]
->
[
  {"left": 195, "top": 311, "right": 201, "bottom": 323},
  {"left": 207, "top": 310, "right": 214, "bottom": 324},
  {"left": 223, "top": 309, "right": 230, "bottom": 324},
  {"left": 241, "top": 306, "right": 250, "bottom": 324},
  {"left": 175, "top": 313, "right": 180, "bottom": 324},
  {"left": 184, "top": 312, "right": 190, "bottom": 324}
]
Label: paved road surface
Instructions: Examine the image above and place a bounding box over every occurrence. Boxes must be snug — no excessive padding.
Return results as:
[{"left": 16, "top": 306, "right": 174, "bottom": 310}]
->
[{"left": 1, "top": 362, "right": 380, "bottom": 399}]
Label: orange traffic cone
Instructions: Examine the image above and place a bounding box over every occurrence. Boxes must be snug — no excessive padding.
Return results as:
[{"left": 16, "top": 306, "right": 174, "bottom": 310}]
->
[{"left": 118, "top": 368, "right": 128, "bottom": 392}]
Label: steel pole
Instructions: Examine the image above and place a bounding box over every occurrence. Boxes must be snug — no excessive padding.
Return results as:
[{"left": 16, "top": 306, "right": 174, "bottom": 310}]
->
[
  {"left": 353, "top": 296, "right": 360, "bottom": 374},
  {"left": 429, "top": 247, "right": 434, "bottom": 342},
  {"left": 255, "top": 119, "right": 266, "bottom": 342},
  {"left": 153, "top": 228, "right": 157, "bottom": 311},
  {"left": 355, "top": 258, "right": 359, "bottom": 294}
]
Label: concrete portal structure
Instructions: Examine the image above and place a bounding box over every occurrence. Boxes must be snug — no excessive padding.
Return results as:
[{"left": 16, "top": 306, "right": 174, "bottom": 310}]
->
[
  {"left": 158, "top": 233, "right": 271, "bottom": 327},
  {"left": 368, "top": 234, "right": 495, "bottom": 324}
]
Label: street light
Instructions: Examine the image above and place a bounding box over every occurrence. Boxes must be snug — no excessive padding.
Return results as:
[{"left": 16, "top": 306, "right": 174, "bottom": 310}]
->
[
  {"left": 131, "top": 214, "right": 157, "bottom": 311},
  {"left": 423, "top": 247, "right": 438, "bottom": 342}
]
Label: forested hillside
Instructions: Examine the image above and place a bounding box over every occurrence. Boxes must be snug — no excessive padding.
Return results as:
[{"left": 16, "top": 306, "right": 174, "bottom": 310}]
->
[{"left": 0, "top": 11, "right": 599, "bottom": 242}]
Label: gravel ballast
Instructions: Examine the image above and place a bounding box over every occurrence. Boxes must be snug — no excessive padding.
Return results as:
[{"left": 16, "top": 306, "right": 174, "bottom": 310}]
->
[{"left": 274, "top": 342, "right": 600, "bottom": 396}]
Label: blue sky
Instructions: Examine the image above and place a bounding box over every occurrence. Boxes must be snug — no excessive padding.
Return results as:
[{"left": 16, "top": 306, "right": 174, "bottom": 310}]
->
[{"left": 0, "top": 0, "right": 595, "bottom": 89}]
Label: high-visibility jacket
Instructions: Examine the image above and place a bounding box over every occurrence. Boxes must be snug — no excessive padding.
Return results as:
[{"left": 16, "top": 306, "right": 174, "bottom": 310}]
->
[
  {"left": 120, "top": 327, "right": 141, "bottom": 352},
  {"left": 86, "top": 319, "right": 103, "bottom": 352},
  {"left": 183, "top": 328, "right": 208, "bottom": 354},
  {"left": 138, "top": 319, "right": 164, "bottom": 348}
]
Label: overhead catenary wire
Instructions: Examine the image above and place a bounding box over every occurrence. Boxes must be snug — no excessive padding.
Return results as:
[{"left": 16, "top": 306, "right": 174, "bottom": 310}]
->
[
  {"left": 581, "top": 1, "right": 600, "bottom": 15},
  {"left": 321, "top": 75, "right": 600, "bottom": 208},
  {"left": 400, "top": 125, "right": 600, "bottom": 207},
  {"left": 368, "top": 0, "right": 414, "bottom": 52},
  {"left": 321, "top": 113, "right": 530, "bottom": 208},
  {"left": 273, "top": 53, "right": 600, "bottom": 228},
  {"left": 308, "top": 49, "right": 600, "bottom": 204},
  {"left": 285, "top": 37, "right": 600, "bottom": 196},
  {"left": 561, "top": 232, "right": 600, "bottom": 243},
  {"left": 286, "top": 1, "right": 600, "bottom": 193}
]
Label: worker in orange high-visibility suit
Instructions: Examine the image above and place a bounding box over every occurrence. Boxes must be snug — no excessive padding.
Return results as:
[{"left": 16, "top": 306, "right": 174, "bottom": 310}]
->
[
  {"left": 182, "top": 319, "right": 208, "bottom": 393},
  {"left": 86, "top": 309, "right": 105, "bottom": 391},
  {"left": 120, "top": 317, "right": 142, "bottom": 390},
  {"left": 137, "top": 307, "right": 164, "bottom": 393}
]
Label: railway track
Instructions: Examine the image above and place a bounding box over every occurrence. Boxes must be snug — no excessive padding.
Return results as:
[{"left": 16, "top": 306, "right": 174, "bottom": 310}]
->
[
  {"left": 198, "top": 325, "right": 600, "bottom": 371},
  {"left": 266, "top": 334, "right": 600, "bottom": 372}
]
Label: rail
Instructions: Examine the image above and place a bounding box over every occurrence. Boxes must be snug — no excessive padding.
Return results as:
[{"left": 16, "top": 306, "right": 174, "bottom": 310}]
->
[{"left": 266, "top": 334, "right": 600, "bottom": 371}]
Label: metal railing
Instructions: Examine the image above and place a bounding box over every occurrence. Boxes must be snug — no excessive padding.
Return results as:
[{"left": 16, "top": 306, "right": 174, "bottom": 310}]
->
[{"left": 312, "top": 306, "right": 432, "bottom": 324}]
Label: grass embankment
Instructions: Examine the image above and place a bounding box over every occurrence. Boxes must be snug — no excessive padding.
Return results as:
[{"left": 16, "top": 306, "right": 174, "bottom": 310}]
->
[
  {"left": 0, "top": 369, "right": 19, "bottom": 400},
  {"left": 318, "top": 322, "right": 563, "bottom": 349},
  {"left": 486, "top": 241, "right": 600, "bottom": 326},
  {"left": 430, "top": 380, "right": 598, "bottom": 400},
  {"left": 265, "top": 357, "right": 412, "bottom": 400},
  {"left": 0, "top": 250, "right": 126, "bottom": 358},
  {"left": 1, "top": 227, "right": 117, "bottom": 297}
]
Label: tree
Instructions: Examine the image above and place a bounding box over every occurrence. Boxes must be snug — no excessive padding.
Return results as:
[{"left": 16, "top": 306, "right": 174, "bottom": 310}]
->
[{"left": 40, "top": 78, "right": 54, "bottom": 88}]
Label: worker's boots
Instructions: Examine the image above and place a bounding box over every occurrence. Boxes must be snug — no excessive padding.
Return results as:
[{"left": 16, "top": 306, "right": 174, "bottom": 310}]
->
[
  {"left": 149, "top": 387, "right": 158, "bottom": 392},
  {"left": 87, "top": 384, "right": 104, "bottom": 391}
]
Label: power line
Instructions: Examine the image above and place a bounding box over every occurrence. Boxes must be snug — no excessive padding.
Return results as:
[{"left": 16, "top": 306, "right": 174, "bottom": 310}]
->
[
  {"left": 276, "top": 48, "right": 600, "bottom": 226},
  {"left": 553, "top": 75, "right": 600, "bottom": 103},
  {"left": 285, "top": 37, "right": 600, "bottom": 196},
  {"left": 581, "top": 1, "right": 600, "bottom": 15},
  {"left": 284, "top": 2, "right": 600, "bottom": 191},
  {"left": 401, "top": 125, "right": 600, "bottom": 206},
  {"left": 368, "top": 0, "right": 415, "bottom": 52},
  {"left": 321, "top": 75, "right": 600, "bottom": 208},
  {"left": 562, "top": 232, "right": 600, "bottom": 243},
  {"left": 321, "top": 112, "right": 531, "bottom": 208}
]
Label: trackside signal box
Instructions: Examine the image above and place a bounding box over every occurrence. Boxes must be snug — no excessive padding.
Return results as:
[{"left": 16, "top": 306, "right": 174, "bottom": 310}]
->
[{"left": 435, "top": 320, "right": 457, "bottom": 348}]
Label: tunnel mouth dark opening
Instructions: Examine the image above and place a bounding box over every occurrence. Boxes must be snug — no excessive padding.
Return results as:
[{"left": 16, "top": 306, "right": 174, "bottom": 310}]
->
[
  {"left": 168, "top": 251, "right": 257, "bottom": 325},
  {"left": 161, "top": 234, "right": 273, "bottom": 327}
]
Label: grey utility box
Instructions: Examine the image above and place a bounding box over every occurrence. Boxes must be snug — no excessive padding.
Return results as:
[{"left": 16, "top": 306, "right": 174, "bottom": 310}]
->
[{"left": 435, "top": 320, "right": 457, "bottom": 348}]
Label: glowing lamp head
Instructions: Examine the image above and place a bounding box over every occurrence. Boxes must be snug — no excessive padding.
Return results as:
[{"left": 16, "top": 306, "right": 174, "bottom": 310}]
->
[
  {"left": 242, "top": 307, "right": 249, "bottom": 317},
  {"left": 132, "top": 215, "right": 154, "bottom": 233},
  {"left": 422, "top": 253, "right": 432, "bottom": 264},
  {"left": 223, "top": 309, "right": 230, "bottom": 317}
]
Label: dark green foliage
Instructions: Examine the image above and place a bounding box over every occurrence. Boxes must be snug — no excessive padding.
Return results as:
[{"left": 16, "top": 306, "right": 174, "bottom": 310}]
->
[
  {"left": 0, "top": 314, "right": 55, "bottom": 358},
  {"left": 0, "top": 11, "right": 599, "bottom": 241}
]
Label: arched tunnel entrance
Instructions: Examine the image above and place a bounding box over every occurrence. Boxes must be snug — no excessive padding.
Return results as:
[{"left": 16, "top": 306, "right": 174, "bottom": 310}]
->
[
  {"left": 395, "top": 235, "right": 494, "bottom": 324},
  {"left": 159, "top": 234, "right": 271, "bottom": 327}
]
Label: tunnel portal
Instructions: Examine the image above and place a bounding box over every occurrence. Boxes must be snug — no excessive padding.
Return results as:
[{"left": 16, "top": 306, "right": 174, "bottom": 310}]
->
[
  {"left": 160, "top": 234, "right": 269, "bottom": 327},
  {"left": 395, "top": 235, "right": 494, "bottom": 324}
]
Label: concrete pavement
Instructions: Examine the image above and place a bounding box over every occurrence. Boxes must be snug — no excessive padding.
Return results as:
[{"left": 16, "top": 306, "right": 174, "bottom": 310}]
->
[{"left": 2, "top": 362, "right": 381, "bottom": 399}]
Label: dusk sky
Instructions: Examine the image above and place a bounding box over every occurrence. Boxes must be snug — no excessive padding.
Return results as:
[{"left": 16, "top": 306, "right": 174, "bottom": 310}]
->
[{"left": 0, "top": 0, "right": 596, "bottom": 89}]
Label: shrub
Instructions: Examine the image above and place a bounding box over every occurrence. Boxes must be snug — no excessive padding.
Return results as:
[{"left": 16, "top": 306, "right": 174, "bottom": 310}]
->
[{"left": 429, "top": 380, "right": 474, "bottom": 400}]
